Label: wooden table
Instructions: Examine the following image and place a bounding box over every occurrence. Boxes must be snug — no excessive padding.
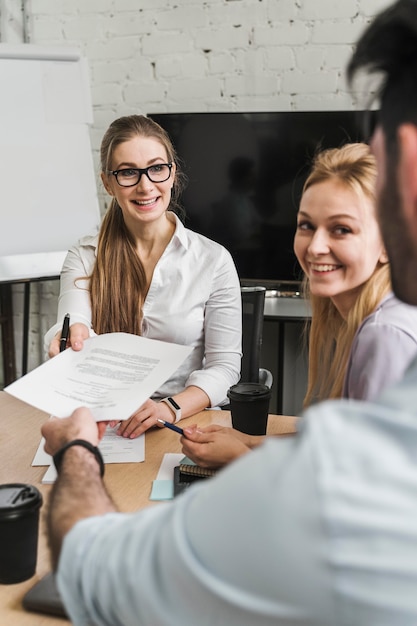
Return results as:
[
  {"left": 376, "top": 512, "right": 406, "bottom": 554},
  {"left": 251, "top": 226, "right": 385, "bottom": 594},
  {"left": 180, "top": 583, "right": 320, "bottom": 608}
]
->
[{"left": 0, "top": 391, "right": 297, "bottom": 624}]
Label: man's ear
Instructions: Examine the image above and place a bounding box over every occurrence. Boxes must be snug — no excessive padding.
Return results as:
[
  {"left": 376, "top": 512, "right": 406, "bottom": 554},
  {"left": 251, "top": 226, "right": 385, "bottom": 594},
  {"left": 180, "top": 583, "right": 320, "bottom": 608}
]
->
[{"left": 398, "top": 124, "right": 417, "bottom": 242}]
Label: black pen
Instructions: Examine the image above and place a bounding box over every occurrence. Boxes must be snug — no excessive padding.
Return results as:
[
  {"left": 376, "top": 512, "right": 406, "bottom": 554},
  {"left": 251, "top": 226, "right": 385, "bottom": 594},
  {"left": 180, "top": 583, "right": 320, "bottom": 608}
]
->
[
  {"left": 59, "top": 314, "right": 70, "bottom": 353},
  {"left": 157, "top": 419, "right": 184, "bottom": 436}
]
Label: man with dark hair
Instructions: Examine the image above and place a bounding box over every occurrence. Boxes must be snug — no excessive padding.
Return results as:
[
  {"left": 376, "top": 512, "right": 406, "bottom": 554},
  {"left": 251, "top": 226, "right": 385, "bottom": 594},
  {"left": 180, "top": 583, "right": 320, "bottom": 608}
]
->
[
  {"left": 347, "top": 0, "right": 417, "bottom": 306},
  {"left": 42, "top": 1, "right": 417, "bottom": 624}
]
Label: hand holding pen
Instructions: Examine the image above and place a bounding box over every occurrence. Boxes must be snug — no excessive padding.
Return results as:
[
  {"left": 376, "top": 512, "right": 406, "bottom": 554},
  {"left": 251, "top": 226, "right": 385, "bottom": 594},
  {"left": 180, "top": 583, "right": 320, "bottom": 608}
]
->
[
  {"left": 157, "top": 419, "right": 185, "bottom": 435},
  {"left": 49, "top": 319, "right": 90, "bottom": 357},
  {"left": 59, "top": 314, "right": 70, "bottom": 353},
  {"left": 157, "top": 419, "right": 204, "bottom": 438}
]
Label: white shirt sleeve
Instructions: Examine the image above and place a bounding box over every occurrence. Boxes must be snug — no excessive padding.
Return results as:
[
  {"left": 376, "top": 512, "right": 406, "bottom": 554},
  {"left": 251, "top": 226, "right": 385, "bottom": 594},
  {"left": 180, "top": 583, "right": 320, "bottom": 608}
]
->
[
  {"left": 185, "top": 245, "right": 242, "bottom": 405},
  {"left": 43, "top": 240, "right": 96, "bottom": 355}
]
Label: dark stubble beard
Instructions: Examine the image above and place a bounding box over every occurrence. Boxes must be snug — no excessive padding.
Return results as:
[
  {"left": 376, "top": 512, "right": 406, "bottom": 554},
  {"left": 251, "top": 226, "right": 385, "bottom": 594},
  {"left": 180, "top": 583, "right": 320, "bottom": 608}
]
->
[{"left": 378, "top": 158, "right": 417, "bottom": 306}]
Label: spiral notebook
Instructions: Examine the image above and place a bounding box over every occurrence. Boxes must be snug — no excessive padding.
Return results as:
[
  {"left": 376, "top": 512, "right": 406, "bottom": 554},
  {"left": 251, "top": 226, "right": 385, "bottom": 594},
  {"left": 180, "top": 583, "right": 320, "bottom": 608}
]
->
[
  {"left": 174, "top": 461, "right": 215, "bottom": 497},
  {"left": 178, "top": 456, "right": 217, "bottom": 478}
]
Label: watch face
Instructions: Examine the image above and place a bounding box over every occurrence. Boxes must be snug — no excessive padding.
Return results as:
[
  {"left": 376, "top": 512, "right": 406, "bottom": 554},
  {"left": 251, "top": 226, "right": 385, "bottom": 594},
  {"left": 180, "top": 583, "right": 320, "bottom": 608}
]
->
[
  {"left": 163, "top": 397, "right": 181, "bottom": 422},
  {"left": 168, "top": 397, "right": 180, "bottom": 410}
]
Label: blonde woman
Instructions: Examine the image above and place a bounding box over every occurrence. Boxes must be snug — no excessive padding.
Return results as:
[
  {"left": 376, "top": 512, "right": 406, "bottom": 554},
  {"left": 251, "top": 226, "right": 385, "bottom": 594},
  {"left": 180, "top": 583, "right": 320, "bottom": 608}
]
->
[
  {"left": 181, "top": 143, "right": 417, "bottom": 468},
  {"left": 295, "top": 143, "right": 417, "bottom": 405}
]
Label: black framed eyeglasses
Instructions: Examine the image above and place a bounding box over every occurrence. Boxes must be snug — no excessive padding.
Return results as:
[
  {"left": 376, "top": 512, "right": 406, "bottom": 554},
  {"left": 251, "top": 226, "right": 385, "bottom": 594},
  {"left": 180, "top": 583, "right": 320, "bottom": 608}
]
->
[{"left": 107, "top": 163, "right": 173, "bottom": 187}]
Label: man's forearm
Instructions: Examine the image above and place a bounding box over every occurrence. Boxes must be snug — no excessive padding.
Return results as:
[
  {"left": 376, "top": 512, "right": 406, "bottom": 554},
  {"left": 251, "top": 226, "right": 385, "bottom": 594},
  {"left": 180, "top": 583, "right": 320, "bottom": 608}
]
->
[{"left": 47, "top": 445, "right": 116, "bottom": 569}]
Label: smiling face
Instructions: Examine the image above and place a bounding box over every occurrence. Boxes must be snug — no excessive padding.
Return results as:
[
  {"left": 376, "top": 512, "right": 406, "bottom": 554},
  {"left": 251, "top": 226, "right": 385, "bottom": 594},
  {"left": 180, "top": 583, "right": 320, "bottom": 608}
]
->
[
  {"left": 293, "top": 178, "right": 388, "bottom": 317},
  {"left": 101, "top": 135, "right": 176, "bottom": 232}
]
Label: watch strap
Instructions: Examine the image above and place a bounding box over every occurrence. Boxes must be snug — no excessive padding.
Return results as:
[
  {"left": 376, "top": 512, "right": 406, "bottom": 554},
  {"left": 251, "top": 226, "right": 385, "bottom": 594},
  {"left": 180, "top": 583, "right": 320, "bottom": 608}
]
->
[
  {"left": 53, "top": 439, "right": 105, "bottom": 477},
  {"left": 160, "top": 397, "right": 182, "bottom": 423}
]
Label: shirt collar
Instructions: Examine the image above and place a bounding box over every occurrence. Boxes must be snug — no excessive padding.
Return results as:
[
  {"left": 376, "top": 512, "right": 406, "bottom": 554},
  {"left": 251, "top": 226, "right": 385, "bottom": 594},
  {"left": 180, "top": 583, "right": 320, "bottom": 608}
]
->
[
  {"left": 79, "top": 232, "right": 99, "bottom": 253},
  {"left": 167, "top": 211, "right": 189, "bottom": 250},
  {"left": 78, "top": 211, "right": 188, "bottom": 255}
]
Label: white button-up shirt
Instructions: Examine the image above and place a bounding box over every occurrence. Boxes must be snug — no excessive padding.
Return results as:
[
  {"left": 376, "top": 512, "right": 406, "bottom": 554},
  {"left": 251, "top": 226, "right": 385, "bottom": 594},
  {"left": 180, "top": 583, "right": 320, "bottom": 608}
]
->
[{"left": 44, "top": 212, "right": 242, "bottom": 407}]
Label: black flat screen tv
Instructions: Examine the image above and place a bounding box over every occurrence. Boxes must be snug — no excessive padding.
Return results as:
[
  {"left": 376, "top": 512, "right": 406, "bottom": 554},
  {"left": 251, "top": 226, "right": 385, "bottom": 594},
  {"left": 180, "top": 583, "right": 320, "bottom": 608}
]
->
[{"left": 149, "top": 111, "right": 376, "bottom": 287}]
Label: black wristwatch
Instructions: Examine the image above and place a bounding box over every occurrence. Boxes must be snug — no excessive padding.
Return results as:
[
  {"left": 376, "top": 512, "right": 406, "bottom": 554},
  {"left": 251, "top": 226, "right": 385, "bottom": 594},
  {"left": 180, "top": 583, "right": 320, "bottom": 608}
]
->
[
  {"left": 160, "top": 397, "right": 182, "bottom": 423},
  {"left": 53, "top": 439, "right": 105, "bottom": 477}
]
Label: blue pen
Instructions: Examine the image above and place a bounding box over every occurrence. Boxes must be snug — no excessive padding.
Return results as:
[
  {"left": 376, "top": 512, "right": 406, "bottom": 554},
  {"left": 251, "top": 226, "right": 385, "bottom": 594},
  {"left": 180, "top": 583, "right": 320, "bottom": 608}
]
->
[{"left": 157, "top": 419, "right": 184, "bottom": 436}]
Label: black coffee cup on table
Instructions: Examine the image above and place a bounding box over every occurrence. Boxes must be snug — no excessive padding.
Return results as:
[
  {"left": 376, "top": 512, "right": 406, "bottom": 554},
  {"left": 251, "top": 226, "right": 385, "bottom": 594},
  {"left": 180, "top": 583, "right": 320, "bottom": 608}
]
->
[
  {"left": 0, "top": 483, "right": 43, "bottom": 584},
  {"left": 227, "top": 382, "right": 272, "bottom": 436}
]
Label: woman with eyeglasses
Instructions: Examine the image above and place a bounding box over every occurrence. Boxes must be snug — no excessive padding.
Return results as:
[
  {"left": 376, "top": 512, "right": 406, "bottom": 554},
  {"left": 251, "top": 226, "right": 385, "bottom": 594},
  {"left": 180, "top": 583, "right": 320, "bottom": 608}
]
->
[{"left": 44, "top": 114, "right": 242, "bottom": 438}]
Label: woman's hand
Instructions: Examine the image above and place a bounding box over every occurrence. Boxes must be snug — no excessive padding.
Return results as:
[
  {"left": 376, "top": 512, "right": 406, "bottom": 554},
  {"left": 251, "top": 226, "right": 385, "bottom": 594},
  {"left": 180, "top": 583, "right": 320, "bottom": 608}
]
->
[
  {"left": 48, "top": 322, "right": 90, "bottom": 357},
  {"left": 111, "top": 399, "right": 174, "bottom": 439},
  {"left": 180, "top": 425, "right": 251, "bottom": 468}
]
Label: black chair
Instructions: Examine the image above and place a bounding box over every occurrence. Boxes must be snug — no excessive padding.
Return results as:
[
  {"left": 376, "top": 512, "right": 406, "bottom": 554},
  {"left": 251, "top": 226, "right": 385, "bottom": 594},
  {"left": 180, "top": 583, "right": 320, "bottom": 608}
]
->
[
  {"left": 241, "top": 286, "right": 273, "bottom": 387},
  {"left": 0, "top": 284, "right": 16, "bottom": 387}
]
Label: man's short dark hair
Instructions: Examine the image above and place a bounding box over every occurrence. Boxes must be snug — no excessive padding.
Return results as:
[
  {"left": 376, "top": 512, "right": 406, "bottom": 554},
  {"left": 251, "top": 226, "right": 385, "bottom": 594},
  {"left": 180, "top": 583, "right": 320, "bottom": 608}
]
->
[{"left": 348, "top": 0, "right": 417, "bottom": 152}]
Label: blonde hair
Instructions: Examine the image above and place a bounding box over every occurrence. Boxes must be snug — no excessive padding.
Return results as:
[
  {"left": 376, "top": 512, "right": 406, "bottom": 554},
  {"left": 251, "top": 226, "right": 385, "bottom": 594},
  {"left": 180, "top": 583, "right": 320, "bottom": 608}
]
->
[
  {"left": 89, "top": 115, "right": 186, "bottom": 335},
  {"left": 301, "top": 143, "right": 391, "bottom": 407}
]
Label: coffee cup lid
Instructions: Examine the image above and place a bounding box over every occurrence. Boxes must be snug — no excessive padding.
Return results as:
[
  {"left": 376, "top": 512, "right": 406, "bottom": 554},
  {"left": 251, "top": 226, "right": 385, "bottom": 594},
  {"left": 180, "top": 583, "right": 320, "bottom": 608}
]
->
[
  {"left": 0, "top": 484, "right": 43, "bottom": 520},
  {"left": 227, "top": 382, "right": 271, "bottom": 401}
]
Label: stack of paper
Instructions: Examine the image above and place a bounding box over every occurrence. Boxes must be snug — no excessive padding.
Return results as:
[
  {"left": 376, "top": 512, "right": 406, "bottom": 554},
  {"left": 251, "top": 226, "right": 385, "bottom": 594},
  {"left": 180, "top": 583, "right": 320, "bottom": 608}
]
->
[{"left": 5, "top": 332, "right": 192, "bottom": 421}]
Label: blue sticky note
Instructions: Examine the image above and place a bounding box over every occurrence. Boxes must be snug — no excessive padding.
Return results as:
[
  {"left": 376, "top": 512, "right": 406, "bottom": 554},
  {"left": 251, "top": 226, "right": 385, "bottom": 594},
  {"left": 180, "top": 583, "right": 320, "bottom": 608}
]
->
[{"left": 150, "top": 479, "right": 174, "bottom": 501}]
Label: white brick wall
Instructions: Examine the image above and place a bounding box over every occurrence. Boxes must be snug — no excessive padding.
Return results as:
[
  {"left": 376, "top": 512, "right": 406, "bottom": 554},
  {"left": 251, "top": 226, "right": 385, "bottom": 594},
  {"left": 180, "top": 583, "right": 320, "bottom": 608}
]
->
[{"left": 0, "top": 0, "right": 393, "bottom": 382}]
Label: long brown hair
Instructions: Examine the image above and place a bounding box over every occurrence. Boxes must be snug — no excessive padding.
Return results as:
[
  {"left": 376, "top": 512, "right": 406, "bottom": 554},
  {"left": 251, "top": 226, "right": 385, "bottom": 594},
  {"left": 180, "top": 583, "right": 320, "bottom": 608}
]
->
[
  {"left": 301, "top": 143, "right": 391, "bottom": 406},
  {"left": 89, "top": 115, "right": 186, "bottom": 334}
]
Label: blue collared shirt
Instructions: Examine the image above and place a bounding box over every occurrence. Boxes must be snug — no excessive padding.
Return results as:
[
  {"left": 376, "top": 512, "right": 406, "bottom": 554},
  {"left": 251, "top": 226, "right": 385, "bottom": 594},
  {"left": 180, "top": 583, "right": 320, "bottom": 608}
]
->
[{"left": 57, "top": 355, "right": 417, "bottom": 625}]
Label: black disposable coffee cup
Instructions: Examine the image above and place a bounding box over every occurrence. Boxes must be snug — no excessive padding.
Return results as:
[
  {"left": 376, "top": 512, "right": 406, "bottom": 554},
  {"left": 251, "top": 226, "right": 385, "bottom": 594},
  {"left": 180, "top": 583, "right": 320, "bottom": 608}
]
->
[
  {"left": 0, "top": 483, "right": 43, "bottom": 584},
  {"left": 227, "top": 382, "right": 272, "bottom": 435}
]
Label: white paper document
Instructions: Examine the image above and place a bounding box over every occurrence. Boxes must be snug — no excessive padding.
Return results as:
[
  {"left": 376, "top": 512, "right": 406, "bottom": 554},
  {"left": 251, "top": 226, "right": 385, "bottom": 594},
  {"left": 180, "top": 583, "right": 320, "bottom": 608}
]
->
[
  {"left": 41, "top": 464, "right": 57, "bottom": 484},
  {"left": 32, "top": 427, "right": 145, "bottom": 466},
  {"left": 149, "top": 453, "right": 184, "bottom": 501},
  {"left": 156, "top": 453, "right": 184, "bottom": 480},
  {"left": 5, "top": 332, "right": 192, "bottom": 421},
  {"left": 33, "top": 425, "right": 146, "bottom": 484}
]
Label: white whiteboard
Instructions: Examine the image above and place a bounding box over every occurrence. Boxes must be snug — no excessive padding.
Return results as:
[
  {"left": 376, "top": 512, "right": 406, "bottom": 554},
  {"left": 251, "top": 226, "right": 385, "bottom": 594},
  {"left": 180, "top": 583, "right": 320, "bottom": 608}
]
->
[{"left": 0, "top": 44, "right": 101, "bottom": 281}]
